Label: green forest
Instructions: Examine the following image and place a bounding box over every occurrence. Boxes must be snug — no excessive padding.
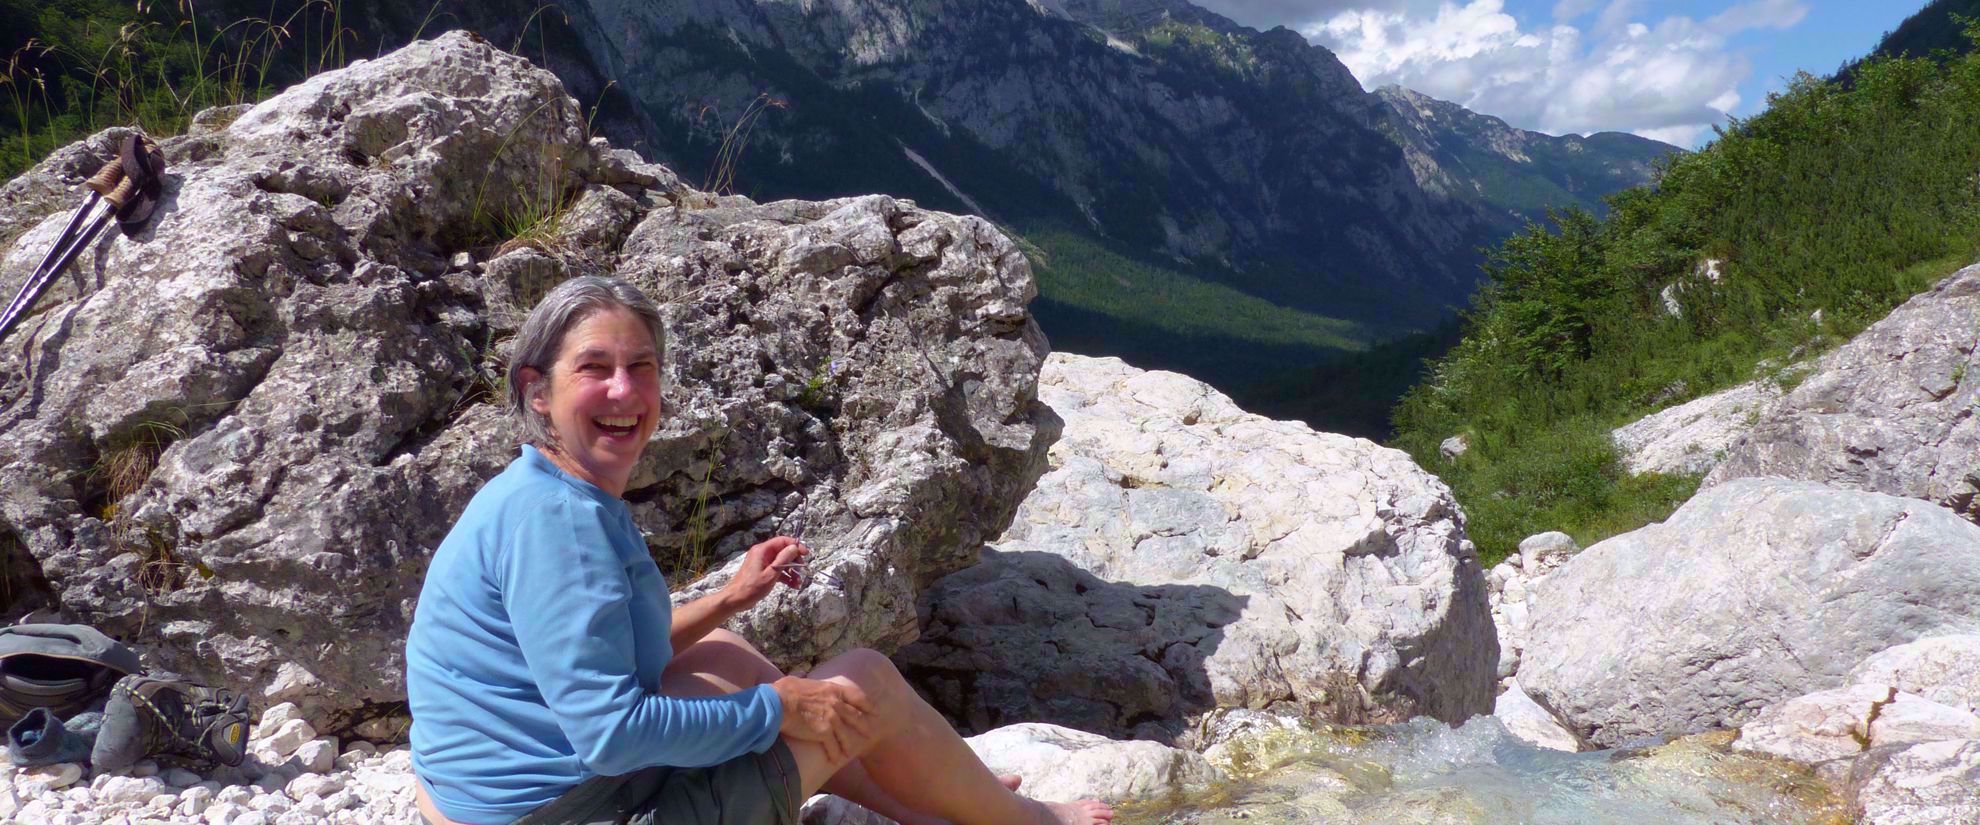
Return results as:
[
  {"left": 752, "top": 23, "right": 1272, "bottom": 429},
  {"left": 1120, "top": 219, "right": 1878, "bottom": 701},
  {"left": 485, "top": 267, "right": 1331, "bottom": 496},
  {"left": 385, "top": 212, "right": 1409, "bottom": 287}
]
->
[{"left": 1389, "top": 20, "right": 1980, "bottom": 563}]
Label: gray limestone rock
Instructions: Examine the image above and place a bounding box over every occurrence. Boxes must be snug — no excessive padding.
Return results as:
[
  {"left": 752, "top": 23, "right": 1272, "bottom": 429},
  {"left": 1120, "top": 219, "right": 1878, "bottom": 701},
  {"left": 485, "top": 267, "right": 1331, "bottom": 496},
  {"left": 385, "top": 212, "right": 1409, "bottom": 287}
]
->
[
  {"left": 1521, "top": 478, "right": 1980, "bottom": 748},
  {"left": 0, "top": 33, "right": 1051, "bottom": 729},
  {"left": 898, "top": 354, "right": 1496, "bottom": 740},
  {"left": 964, "top": 722, "right": 1223, "bottom": 803},
  {"left": 1705, "top": 263, "right": 1980, "bottom": 521},
  {"left": 799, "top": 721, "right": 1227, "bottom": 825},
  {"left": 1609, "top": 377, "right": 1784, "bottom": 477},
  {"left": 1848, "top": 738, "right": 1980, "bottom": 825},
  {"left": 1849, "top": 634, "right": 1980, "bottom": 714}
]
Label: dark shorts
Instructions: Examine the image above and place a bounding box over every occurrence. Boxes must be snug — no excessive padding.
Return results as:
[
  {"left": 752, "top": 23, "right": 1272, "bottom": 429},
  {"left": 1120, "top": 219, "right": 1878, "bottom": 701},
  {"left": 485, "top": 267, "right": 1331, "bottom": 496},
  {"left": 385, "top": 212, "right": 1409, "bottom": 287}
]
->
[{"left": 494, "top": 741, "right": 803, "bottom": 825}]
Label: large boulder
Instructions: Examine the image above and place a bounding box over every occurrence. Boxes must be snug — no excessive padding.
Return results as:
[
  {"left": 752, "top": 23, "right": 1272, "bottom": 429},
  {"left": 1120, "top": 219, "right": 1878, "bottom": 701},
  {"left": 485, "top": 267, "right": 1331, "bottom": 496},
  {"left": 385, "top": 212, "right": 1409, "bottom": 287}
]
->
[
  {"left": 897, "top": 354, "right": 1496, "bottom": 741},
  {"left": 1848, "top": 738, "right": 1980, "bottom": 825},
  {"left": 1521, "top": 478, "right": 1980, "bottom": 748},
  {"left": 1704, "top": 263, "right": 1980, "bottom": 520},
  {"left": 0, "top": 33, "right": 1053, "bottom": 728},
  {"left": 1609, "top": 377, "right": 1784, "bottom": 477}
]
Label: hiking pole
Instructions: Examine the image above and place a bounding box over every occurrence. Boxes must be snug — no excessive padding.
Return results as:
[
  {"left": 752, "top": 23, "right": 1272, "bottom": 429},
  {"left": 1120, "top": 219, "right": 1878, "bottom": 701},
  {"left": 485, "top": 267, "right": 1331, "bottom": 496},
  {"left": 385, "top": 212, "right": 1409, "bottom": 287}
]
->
[
  {"left": 26, "top": 159, "right": 125, "bottom": 292},
  {"left": 0, "top": 134, "right": 164, "bottom": 347},
  {"left": 0, "top": 159, "right": 126, "bottom": 339},
  {"left": 0, "top": 175, "right": 137, "bottom": 346}
]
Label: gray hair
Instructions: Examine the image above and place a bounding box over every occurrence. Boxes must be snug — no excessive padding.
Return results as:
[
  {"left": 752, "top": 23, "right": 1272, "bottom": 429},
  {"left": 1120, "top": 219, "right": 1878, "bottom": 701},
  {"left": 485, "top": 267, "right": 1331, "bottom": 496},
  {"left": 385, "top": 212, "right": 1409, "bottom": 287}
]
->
[{"left": 506, "top": 276, "right": 667, "bottom": 447}]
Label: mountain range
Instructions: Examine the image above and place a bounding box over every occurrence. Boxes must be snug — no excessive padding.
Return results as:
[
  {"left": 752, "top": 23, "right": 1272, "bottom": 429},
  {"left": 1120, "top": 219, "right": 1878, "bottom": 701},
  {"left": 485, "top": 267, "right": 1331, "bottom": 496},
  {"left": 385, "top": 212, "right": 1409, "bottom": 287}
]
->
[{"left": 18, "top": 0, "right": 1678, "bottom": 431}]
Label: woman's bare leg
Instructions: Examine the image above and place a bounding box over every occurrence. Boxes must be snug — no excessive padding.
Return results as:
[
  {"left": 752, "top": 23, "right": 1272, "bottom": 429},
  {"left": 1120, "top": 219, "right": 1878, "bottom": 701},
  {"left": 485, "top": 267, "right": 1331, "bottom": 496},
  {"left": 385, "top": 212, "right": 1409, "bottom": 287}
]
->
[
  {"left": 787, "top": 648, "right": 1113, "bottom": 825},
  {"left": 662, "top": 630, "right": 947, "bottom": 825}
]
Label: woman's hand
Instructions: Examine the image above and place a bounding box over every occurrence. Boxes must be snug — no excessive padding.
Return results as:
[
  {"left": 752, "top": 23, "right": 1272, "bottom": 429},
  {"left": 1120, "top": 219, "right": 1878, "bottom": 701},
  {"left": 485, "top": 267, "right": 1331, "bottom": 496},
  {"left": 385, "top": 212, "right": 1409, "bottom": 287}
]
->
[
  {"left": 771, "top": 675, "right": 875, "bottom": 765},
  {"left": 722, "top": 536, "right": 807, "bottom": 610}
]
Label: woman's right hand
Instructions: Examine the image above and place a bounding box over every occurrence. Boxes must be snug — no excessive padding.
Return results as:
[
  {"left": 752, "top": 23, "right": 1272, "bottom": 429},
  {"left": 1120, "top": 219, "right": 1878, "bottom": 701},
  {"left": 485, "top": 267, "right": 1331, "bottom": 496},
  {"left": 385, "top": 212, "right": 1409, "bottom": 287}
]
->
[{"left": 771, "top": 675, "right": 875, "bottom": 764}]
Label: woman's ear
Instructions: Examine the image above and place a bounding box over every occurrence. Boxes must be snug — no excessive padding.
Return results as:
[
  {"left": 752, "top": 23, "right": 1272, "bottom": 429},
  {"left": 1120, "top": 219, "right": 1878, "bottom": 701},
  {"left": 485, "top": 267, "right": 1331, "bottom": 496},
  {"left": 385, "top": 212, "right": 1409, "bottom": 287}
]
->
[{"left": 518, "top": 366, "right": 548, "bottom": 414}]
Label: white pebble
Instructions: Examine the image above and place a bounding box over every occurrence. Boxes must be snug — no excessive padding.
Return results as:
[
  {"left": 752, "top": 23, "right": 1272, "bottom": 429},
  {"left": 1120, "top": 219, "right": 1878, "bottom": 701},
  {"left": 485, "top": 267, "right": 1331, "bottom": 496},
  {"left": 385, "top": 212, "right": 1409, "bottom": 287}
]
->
[
  {"left": 164, "top": 767, "right": 203, "bottom": 787},
  {"left": 216, "top": 785, "right": 255, "bottom": 806},
  {"left": 341, "top": 740, "right": 377, "bottom": 757},
  {"left": 130, "top": 759, "right": 160, "bottom": 778},
  {"left": 233, "top": 811, "right": 270, "bottom": 825},
  {"left": 176, "top": 784, "right": 216, "bottom": 816},
  {"left": 22, "top": 762, "right": 84, "bottom": 791},
  {"left": 98, "top": 775, "right": 172, "bottom": 805},
  {"left": 382, "top": 746, "right": 412, "bottom": 766},
  {"left": 18, "top": 799, "right": 54, "bottom": 821},
  {"left": 250, "top": 792, "right": 292, "bottom": 814},
  {"left": 261, "top": 719, "right": 316, "bottom": 758},
  {"left": 295, "top": 737, "right": 338, "bottom": 773},
  {"left": 320, "top": 789, "right": 358, "bottom": 811},
  {"left": 287, "top": 773, "right": 345, "bottom": 799},
  {"left": 203, "top": 801, "right": 242, "bottom": 825},
  {"left": 256, "top": 703, "right": 306, "bottom": 736}
]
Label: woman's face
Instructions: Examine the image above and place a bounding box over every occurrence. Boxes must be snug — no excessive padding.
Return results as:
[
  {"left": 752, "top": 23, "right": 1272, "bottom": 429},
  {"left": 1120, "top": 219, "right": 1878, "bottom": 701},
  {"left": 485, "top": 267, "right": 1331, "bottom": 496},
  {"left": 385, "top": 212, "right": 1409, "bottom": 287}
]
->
[{"left": 526, "top": 306, "right": 663, "bottom": 496}]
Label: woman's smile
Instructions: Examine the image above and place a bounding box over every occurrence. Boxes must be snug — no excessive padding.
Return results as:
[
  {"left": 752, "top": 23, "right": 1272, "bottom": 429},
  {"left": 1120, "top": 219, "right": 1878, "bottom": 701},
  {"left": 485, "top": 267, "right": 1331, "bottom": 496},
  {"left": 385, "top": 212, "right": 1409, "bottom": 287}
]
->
[{"left": 525, "top": 306, "right": 664, "bottom": 495}]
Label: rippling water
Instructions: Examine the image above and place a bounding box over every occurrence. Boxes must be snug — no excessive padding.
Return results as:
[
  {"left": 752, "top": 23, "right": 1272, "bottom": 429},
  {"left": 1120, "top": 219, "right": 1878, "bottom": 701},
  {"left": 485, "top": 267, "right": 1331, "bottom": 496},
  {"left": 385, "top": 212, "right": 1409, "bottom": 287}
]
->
[{"left": 1123, "top": 717, "right": 1848, "bottom": 825}]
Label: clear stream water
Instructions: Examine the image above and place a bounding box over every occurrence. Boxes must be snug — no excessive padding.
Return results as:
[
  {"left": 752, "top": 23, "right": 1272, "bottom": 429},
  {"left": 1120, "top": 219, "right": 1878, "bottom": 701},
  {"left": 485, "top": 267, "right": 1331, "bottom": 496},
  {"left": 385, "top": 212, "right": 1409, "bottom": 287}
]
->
[{"left": 1121, "top": 717, "right": 1848, "bottom": 825}]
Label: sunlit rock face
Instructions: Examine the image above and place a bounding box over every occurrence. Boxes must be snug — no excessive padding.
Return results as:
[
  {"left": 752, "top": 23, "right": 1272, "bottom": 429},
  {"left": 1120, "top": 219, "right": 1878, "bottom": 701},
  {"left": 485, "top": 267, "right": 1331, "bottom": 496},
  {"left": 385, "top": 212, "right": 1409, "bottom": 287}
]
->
[
  {"left": 900, "top": 354, "right": 1497, "bottom": 741},
  {"left": 1521, "top": 478, "right": 1980, "bottom": 749},
  {"left": 0, "top": 32, "right": 1054, "bottom": 730}
]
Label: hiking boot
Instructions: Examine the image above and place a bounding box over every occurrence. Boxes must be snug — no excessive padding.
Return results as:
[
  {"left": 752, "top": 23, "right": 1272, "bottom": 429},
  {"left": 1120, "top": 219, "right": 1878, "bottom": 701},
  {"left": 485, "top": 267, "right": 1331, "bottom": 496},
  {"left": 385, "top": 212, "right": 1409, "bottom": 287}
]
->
[{"left": 91, "top": 674, "right": 249, "bottom": 770}]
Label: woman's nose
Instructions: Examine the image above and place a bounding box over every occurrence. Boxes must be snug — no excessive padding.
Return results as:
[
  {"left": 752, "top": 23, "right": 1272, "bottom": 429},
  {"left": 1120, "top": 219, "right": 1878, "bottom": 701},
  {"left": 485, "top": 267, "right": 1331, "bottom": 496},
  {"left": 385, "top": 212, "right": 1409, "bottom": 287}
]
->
[{"left": 606, "top": 366, "right": 635, "bottom": 397}]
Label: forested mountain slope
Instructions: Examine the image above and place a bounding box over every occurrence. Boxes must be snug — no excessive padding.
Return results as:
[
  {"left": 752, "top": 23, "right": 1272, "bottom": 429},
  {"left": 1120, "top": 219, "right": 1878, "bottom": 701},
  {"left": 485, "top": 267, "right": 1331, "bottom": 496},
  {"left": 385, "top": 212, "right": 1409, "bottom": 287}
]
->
[{"left": 1393, "top": 23, "right": 1980, "bottom": 561}]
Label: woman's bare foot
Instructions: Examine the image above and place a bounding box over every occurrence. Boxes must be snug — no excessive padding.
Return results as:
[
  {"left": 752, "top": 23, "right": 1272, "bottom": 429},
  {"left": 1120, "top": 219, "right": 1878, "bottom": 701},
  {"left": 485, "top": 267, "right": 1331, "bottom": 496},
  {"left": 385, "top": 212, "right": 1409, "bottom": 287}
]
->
[{"left": 1030, "top": 798, "right": 1114, "bottom": 825}]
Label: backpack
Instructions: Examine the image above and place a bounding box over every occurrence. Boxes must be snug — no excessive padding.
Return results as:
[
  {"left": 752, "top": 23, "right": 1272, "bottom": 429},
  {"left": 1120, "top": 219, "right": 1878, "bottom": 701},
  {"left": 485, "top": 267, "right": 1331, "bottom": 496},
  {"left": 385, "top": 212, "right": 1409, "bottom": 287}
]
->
[{"left": 0, "top": 624, "right": 142, "bottom": 727}]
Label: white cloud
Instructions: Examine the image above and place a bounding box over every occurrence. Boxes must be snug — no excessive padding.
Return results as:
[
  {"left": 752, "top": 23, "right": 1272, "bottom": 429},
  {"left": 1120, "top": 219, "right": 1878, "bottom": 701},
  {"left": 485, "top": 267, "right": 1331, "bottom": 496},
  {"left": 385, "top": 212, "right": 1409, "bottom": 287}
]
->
[
  {"left": 1551, "top": 0, "right": 1598, "bottom": 22},
  {"left": 1304, "top": 0, "right": 1810, "bottom": 147}
]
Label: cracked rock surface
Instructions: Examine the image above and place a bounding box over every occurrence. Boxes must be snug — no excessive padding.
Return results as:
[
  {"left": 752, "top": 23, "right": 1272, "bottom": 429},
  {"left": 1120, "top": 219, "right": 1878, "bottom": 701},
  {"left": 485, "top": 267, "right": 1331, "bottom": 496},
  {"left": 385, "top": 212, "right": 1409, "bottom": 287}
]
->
[
  {"left": 0, "top": 32, "right": 1052, "bottom": 730},
  {"left": 1521, "top": 477, "right": 1980, "bottom": 749},
  {"left": 898, "top": 354, "right": 1496, "bottom": 742},
  {"left": 1705, "top": 262, "right": 1980, "bottom": 521}
]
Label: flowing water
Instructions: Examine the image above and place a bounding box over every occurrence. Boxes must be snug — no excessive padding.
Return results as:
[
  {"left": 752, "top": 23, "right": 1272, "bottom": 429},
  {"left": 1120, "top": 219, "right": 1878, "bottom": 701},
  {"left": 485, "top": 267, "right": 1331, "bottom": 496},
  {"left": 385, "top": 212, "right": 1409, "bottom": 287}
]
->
[{"left": 1123, "top": 717, "right": 1849, "bottom": 825}]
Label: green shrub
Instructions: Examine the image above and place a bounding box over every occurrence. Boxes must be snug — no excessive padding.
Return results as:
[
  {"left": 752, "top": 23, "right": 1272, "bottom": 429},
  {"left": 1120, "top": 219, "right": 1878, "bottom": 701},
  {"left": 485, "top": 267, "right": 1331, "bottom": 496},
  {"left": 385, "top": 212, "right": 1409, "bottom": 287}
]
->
[{"left": 1395, "top": 27, "right": 1980, "bottom": 561}]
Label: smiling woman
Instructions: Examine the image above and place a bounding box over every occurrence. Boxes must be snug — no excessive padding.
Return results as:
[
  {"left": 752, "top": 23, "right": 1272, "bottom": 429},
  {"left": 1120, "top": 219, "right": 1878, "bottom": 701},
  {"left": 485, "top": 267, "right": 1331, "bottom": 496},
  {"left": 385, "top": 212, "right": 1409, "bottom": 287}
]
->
[
  {"left": 404, "top": 276, "right": 1116, "bottom": 825},
  {"left": 503, "top": 277, "right": 667, "bottom": 495}
]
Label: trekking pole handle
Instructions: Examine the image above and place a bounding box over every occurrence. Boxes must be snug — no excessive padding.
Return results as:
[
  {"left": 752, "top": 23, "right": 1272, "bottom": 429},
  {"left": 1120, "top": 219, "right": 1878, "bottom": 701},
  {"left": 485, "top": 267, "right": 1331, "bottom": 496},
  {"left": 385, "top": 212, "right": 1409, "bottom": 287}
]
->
[
  {"left": 84, "top": 156, "right": 127, "bottom": 196},
  {"left": 101, "top": 176, "right": 138, "bottom": 210}
]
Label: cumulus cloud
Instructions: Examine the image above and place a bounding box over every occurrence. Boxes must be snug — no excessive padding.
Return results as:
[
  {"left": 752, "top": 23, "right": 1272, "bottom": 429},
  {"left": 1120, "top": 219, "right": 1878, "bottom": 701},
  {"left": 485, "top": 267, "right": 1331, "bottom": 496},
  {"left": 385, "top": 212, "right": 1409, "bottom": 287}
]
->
[{"left": 1299, "top": 0, "right": 1809, "bottom": 147}]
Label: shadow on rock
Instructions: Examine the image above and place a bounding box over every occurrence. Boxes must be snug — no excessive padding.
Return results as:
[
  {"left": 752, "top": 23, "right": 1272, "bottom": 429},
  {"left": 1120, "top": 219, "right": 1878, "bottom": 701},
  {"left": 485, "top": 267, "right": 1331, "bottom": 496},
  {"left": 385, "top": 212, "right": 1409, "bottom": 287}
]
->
[{"left": 899, "top": 548, "right": 1248, "bottom": 744}]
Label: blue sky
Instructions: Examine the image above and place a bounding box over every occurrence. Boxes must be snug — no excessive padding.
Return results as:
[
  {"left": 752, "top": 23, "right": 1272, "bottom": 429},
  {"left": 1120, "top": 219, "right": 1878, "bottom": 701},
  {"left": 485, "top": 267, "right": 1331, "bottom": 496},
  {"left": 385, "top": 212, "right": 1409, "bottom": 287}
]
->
[{"left": 1189, "top": 0, "right": 1927, "bottom": 147}]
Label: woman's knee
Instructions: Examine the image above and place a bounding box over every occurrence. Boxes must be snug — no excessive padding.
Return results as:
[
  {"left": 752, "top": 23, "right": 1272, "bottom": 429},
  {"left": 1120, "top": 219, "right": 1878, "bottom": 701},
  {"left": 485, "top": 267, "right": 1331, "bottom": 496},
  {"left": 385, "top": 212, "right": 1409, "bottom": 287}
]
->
[{"left": 819, "top": 648, "right": 911, "bottom": 712}]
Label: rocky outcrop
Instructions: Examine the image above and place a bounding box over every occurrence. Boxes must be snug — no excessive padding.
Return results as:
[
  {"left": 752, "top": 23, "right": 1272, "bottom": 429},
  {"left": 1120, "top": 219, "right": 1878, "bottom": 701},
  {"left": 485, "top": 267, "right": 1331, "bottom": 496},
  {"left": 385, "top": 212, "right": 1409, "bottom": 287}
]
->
[
  {"left": 1705, "top": 263, "right": 1980, "bottom": 520},
  {"left": 1732, "top": 635, "right": 1980, "bottom": 824},
  {"left": 898, "top": 354, "right": 1496, "bottom": 741},
  {"left": 1486, "top": 531, "right": 1576, "bottom": 681},
  {"left": 1610, "top": 378, "right": 1785, "bottom": 477},
  {"left": 0, "top": 33, "right": 1053, "bottom": 729},
  {"left": 1849, "top": 634, "right": 1980, "bottom": 714},
  {"left": 1520, "top": 478, "right": 1980, "bottom": 748},
  {"left": 1849, "top": 738, "right": 1980, "bottom": 825}
]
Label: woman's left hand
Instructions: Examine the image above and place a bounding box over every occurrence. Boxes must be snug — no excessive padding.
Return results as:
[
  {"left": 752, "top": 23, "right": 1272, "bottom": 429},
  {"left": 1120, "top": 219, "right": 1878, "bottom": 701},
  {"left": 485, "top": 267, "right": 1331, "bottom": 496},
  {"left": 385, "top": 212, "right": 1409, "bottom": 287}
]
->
[{"left": 723, "top": 536, "right": 808, "bottom": 609}]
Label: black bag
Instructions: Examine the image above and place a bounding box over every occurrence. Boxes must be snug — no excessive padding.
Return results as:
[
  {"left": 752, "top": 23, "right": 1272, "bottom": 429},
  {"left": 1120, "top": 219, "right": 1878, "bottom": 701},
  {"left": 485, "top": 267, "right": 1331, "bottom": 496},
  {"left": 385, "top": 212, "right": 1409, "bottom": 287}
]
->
[{"left": 0, "top": 624, "right": 141, "bottom": 727}]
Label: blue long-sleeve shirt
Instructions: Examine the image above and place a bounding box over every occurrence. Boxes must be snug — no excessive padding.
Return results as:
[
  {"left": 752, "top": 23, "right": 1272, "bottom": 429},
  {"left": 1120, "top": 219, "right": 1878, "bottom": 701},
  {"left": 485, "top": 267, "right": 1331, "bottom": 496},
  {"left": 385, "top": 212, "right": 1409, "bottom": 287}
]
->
[{"left": 407, "top": 445, "right": 784, "bottom": 824}]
